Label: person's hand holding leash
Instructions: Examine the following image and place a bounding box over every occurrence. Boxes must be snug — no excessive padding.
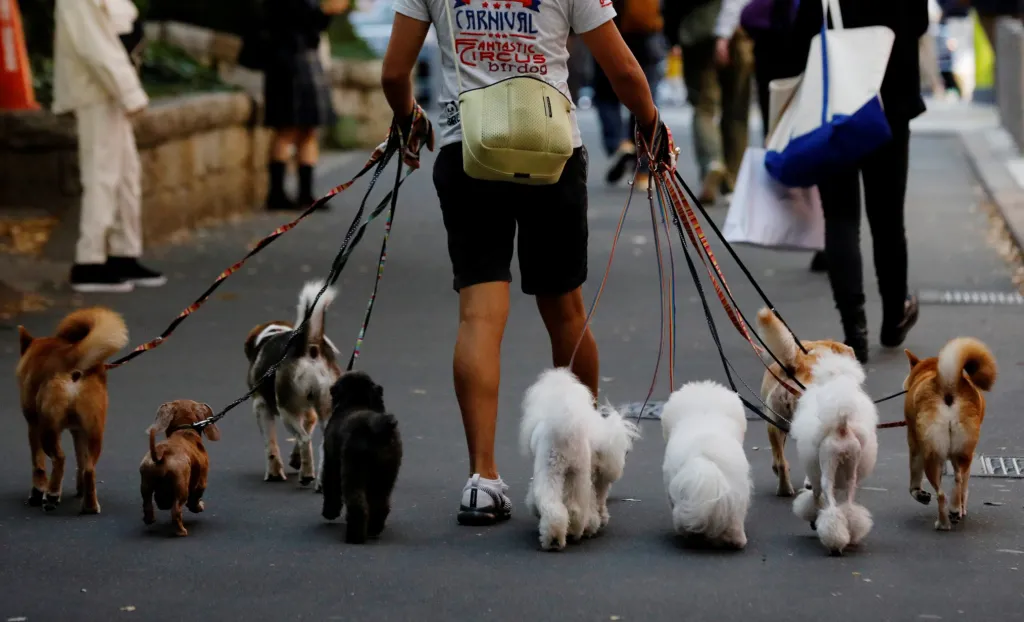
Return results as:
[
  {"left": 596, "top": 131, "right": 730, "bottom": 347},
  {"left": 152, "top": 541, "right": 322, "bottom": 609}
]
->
[
  {"left": 635, "top": 109, "right": 678, "bottom": 175},
  {"left": 373, "top": 103, "right": 435, "bottom": 170}
]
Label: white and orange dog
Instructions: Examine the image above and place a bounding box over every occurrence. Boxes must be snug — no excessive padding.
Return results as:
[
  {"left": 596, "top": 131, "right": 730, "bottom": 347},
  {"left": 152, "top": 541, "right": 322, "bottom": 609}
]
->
[
  {"left": 791, "top": 351, "right": 878, "bottom": 555},
  {"left": 520, "top": 368, "right": 640, "bottom": 551},
  {"left": 903, "top": 338, "right": 997, "bottom": 530}
]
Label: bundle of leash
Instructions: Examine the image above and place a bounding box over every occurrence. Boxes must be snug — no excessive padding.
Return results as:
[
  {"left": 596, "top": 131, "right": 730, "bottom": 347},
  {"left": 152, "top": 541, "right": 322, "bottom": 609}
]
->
[{"left": 16, "top": 105, "right": 999, "bottom": 551}]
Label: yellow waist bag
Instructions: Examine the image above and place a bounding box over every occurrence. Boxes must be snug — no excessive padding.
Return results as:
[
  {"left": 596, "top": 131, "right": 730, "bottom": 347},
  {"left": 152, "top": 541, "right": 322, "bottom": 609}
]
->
[{"left": 443, "top": 1, "right": 574, "bottom": 186}]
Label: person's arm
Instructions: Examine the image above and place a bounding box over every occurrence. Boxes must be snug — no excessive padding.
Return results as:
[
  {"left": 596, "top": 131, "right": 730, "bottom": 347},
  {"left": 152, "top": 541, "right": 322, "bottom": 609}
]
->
[
  {"left": 581, "top": 22, "right": 658, "bottom": 131},
  {"left": 57, "top": 0, "right": 148, "bottom": 113},
  {"left": 713, "top": 0, "right": 753, "bottom": 65},
  {"left": 381, "top": 11, "right": 431, "bottom": 123}
]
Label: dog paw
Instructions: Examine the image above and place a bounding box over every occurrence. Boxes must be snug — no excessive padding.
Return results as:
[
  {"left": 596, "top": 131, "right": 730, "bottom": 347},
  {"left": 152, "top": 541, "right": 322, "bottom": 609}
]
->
[
  {"left": 143, "top": 514, "right": 156, "bottom": 525},
  {"left": 911, "top": 488, "right": 932, "bottom": 505},
  {"left": 948, "top": 509, "right": 962, "bottom": 524},
  {"left": 540, "top": 535, "right": 566, "bottom": 551},
  {"left": 43, "top": 494, "right": 61, "bottom": 512},
  {"left": 79, "top": 503, "right": 100, "bottom": 515},
  {"left": 27, "top": 488, "right": 44, "bottom": 507},
  {"left": 810, "top": 520, "right": 817, "bottom": 531},
  {"left": 776, "top": 481, "right": 796, "bottom": 498},
  {"left": 175, "top": 528, "right": 189, "bottom": 537},
  {"left": 289, "top": 451, "right": 302, "bottom": 471},
  {"left": 299, "top": 476, "right": 316, "bottom": 487},
  {"left": 189, "top": 500, "right": 205, "bottom": 514},
  {"left": 264, "top": 472, "right": 287, "bottom": 482}
]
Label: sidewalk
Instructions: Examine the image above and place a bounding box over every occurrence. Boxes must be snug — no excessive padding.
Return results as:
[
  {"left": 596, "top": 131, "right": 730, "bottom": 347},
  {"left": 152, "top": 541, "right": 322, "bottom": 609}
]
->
[{"left": 0, "top": 103, "right": 1022, "bottom": 622}]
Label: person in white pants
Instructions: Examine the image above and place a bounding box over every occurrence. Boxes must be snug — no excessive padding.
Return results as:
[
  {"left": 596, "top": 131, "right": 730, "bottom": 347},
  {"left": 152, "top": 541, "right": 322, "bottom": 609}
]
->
[{"left": 53, "top": 0, "right": 165, "bottom": 293}]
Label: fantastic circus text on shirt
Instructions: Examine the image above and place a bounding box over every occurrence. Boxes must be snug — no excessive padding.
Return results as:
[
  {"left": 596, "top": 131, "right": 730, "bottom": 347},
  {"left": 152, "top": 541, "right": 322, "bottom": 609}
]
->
[{"left": 452, "top": 0, "right": 548, "bottom": 75}]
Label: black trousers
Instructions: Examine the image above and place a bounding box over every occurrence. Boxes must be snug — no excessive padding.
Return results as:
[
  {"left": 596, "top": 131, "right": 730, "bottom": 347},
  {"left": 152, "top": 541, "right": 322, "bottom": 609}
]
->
[
  {"left": 817, "top": 123, "right": 911, "bottom": 326},
  {"left": 752, "top": 33, "right": 791, "bottom": 141}
]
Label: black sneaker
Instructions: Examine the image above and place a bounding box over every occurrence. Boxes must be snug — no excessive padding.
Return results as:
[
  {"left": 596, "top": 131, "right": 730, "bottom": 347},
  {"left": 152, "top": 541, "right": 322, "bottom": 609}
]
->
[
  {"left": 457, "top": 474, "right": 512, "bottom": 526},
  {"left": 69, "top": 263, "right": 133, "bottom": 293},
  {"left": 106, "top": 256, "right": 167, "bottom": 287},
  {"left": 605, "top": 145, "right": 637, "bottom": 185},
  {"left": 880, "top": 294, "right": 920, "bottom": 348}
]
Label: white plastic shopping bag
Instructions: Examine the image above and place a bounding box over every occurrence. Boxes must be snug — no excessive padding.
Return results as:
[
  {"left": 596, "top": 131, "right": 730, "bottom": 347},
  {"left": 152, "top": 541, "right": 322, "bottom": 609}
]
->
[{"left": 723, "top": 148, "right": 824, "bottom": 251}]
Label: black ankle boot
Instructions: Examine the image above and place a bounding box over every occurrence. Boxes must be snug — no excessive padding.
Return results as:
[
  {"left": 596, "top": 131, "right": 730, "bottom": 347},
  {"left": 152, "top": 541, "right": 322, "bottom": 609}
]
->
[
  {"left": 840, "top": 307, "right": 869, "bottom": 364},
  {"left": 266, "top": 161, "right": 295, "bottom": 211},
  {"left": 298, "top": 164, "right": 319, "bottom": 209},
  {"left": 881, "top": 294, "right": 919, "bottom": 348}
]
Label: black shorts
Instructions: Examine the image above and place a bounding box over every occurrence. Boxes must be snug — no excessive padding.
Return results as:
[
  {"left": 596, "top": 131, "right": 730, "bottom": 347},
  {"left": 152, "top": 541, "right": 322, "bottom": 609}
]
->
[{"left": 432, "top": 143, "right": 589, "bottom": 296}]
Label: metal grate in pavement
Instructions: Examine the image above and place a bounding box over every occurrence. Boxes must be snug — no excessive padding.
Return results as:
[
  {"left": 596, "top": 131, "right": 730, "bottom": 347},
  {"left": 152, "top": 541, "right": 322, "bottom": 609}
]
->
[
  {"left": 619, "top": 401, "right": 664, "bottom": 420},
  {"left": 618, "top": 401, "right": 762, "bottom": 422},
  {"left": 918, "top": 289, "right": 1024, "bottom": 306},
  {"left": 944, "top": 455, "right": 1024, "bottom": 478}
]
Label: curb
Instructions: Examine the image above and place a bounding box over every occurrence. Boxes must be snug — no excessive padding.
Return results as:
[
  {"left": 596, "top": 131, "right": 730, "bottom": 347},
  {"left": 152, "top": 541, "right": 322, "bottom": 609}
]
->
[{"left": 960, "top": 125, "right": 1024, "bottom": 254}]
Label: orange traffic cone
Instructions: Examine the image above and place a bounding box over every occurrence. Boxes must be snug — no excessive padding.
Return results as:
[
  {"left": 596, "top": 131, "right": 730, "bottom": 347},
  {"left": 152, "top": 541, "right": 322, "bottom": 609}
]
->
[{"left": 0, "top": 0, "right": 40, "bottom": 110}]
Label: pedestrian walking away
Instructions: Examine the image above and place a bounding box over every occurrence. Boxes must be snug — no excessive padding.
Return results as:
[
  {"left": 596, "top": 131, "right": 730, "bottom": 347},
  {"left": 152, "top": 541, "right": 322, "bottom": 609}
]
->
[
  {"left": 53, "top": 0, "right": 166, "bottom": 293},
  {"left": 593, "top": 0, "right": 666, "bottom": 191},
  {"left": 263, "top": 0, "right": 348, "bottom": 212},
  {"left": 783, "top": 0, "right": 929, "bottom": 363},
  {"left": 380, "top": 0, "right": 669, "bottom": 526},
  {"left": 664, "top": 0, "right": 756, "bottom": 205}
]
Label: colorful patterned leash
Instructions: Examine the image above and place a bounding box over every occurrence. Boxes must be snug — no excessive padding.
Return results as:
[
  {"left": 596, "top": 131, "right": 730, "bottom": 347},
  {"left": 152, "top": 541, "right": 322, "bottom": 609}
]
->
[
  {"left": 656, "top": 170, "right": 804, "bottom": 399},
  {"left": 654, "top": 175, "right": 792, "bottom": 431},
  {"left": 660, "top": 169, "right": 908, "bottom": 429},
  {"left": 346, "top": 136, "right": 404, "bottom": 371},
  {"left": 105, "top": 134, "right": 398, "bottom": 371}
]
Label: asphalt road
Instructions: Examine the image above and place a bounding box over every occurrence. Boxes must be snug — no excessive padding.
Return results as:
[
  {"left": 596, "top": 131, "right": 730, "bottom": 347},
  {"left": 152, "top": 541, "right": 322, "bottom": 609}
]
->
[{"left": 1, "top": 107, "right": 1022, "bottom": 622}]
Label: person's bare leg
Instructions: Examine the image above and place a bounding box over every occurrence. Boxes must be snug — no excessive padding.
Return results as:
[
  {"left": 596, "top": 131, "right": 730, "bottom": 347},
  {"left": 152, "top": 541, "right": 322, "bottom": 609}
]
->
[
  {"left": 454, "top": 282, "right": 510, "bottom": 480},
  {"left": 297, "top": 128, "right": 319, "bottom": 166},
  {"left": 536, "top": 287, "right": 598, "bottom": 399},
  {"left": 271, "top": 128, "right": 298, "bottom": 162}
]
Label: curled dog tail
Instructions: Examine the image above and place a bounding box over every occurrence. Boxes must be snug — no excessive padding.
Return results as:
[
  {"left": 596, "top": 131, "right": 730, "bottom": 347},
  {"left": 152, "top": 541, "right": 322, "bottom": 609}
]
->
[
  {"left": 295, "top": 280, "right": 338, "bottom": 347},
  {"left": 56, "top": 307, "right": 129, "bottom": 371},
  {"left": 756, "top": 307, "right": 798, "bottom": 368},
  {"left": 669, "top": 455, "right": 738, "bottom": 540},
  {"left": 938, "top": 337, "right": 997, "bottom": 393},
  {"left": 148, "top": 427, "right": 165, "bottom": 463}
]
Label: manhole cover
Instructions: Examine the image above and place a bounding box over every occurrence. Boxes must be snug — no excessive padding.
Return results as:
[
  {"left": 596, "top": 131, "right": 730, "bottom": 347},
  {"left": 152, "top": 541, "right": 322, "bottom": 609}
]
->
[
  {"left": 618, "top": 401, "right": 762, "bottom": 422},
  {"left": 944, "top": 455, "right": 1024, "bottom": 478},
  {"left": 918, "top": 289, "right": 1024, "bottom": 306},
  {"left": 619, "top": 401, "right": 664, "bottom": 420}
]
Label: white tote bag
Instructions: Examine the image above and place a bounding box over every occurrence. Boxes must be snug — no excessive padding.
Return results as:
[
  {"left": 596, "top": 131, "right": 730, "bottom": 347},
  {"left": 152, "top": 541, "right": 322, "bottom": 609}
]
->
[
  {"left": 764, "top": 0, "right": 895, "bottom": 187},
  {"left": 723, "top": 148, "right": 825, "bottom": 251}
]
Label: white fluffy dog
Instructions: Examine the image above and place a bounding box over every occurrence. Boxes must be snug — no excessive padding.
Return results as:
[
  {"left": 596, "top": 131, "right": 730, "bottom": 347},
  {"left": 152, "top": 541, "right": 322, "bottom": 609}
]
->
[
  {"left": 520, "top": 368, "right": 640, "bottom": 551},
  {"left": 661, "top": 381, "right": 752, "bottom": 549},
  {"left": 790, "top": 351, "right": 878, "bottom": 555}
]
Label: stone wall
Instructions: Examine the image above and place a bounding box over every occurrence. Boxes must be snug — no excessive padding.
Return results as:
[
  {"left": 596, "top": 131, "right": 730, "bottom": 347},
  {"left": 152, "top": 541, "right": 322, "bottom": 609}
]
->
[
  {"left": 0, "top": 92, "right": 270, "bottom": 248},
  {"left": 146, "top": 20, "right": 390, "bottom": 149}
]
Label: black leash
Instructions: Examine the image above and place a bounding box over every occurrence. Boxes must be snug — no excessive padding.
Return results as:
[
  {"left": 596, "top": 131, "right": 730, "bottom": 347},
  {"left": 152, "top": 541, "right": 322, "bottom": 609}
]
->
[{"left": 182, "top": 126, "right": 411, "bottom": 432}]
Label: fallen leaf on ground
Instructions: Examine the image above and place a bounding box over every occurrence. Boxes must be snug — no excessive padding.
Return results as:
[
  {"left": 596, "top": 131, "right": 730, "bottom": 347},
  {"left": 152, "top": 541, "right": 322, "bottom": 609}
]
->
[
  {"left": 120, "top": 606, "right": 136, "bottom": 612},
  {"left": 0, "top": 217, "right": 59, "bottom": 256}
]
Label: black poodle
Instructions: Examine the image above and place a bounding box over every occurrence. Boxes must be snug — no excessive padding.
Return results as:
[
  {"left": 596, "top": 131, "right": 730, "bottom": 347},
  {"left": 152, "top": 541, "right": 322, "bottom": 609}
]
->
[{"left": 321, "top": 371, "right": 402, "bottom": 544}]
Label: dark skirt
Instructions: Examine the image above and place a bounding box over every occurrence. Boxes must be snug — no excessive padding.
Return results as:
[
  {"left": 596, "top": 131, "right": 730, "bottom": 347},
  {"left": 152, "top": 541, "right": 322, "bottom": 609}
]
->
[{"left": 263, "top": 49, "right": 337, "bottom": 129}]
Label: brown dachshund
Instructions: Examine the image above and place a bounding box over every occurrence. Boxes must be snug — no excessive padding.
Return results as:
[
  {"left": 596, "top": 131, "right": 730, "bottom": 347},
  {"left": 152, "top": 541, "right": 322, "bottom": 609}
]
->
[
  {"left": 17, "top": 307, "right": 128, "bottom": 514},
  {"left": 139, "top": 400, "right": 220, "bottom": 536}
]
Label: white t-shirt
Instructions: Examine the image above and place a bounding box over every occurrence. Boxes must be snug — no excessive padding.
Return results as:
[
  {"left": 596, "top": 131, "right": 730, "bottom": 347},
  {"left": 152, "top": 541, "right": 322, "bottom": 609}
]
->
[{"left": 393, "top": 0, "right": 617, "bottom": 148}]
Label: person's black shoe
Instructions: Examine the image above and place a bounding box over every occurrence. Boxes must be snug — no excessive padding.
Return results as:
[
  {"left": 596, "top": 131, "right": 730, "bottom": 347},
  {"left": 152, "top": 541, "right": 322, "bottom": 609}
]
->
[
  {"left": 106, "top": 256, "right": 167, "bottom": 288},
  {"left": 267, "top": 160, "right": 296, "bottom": 211},
  {"left": 880, "top": 294, "right": 920, "bottom": 348},
  {"left": 605, "top": 144, "right": 637, "bottom": 185},
  {"left": 69, "top": 263, "right": 134, "bottom": 293},
  {"left": 266, "top": 191, "right": 297, "bottom": 211},
  {"left": 809, "top": 251, "right": 828, "bottom": 273},
  {"left": 841, "top": 306, "right": 869, "bottom": 364}
]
